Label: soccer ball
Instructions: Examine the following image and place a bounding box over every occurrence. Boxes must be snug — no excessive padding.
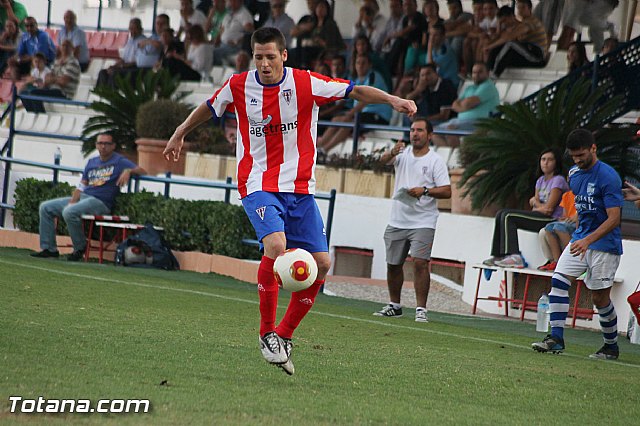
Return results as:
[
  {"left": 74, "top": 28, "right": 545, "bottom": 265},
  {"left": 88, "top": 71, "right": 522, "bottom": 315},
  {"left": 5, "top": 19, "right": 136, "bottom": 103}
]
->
[{"left": 273, "top": 248, "right": 318, "bottom": 292}]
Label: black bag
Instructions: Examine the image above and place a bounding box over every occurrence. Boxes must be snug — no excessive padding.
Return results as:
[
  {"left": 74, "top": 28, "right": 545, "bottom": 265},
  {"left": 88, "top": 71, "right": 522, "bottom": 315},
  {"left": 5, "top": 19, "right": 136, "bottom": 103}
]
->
[{"left": 115, "top": 223, "right": 180, "bottom": 270}]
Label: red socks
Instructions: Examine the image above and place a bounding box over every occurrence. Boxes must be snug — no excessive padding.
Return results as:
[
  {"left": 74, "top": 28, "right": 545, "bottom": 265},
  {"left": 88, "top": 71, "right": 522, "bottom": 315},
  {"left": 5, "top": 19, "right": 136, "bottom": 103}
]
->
[
  {"left": 275, "top": 280, "right": 324, "bottom": 339},
  {"left": 257, "top": 256, "right": 278, "bottom": 336}
]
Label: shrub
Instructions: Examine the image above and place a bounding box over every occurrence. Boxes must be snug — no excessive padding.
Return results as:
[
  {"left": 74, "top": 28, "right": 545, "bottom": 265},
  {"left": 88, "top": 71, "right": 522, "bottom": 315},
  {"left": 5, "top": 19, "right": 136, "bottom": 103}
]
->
[{"left": 12, "top": 179, "right": 260, "bottom": 260}]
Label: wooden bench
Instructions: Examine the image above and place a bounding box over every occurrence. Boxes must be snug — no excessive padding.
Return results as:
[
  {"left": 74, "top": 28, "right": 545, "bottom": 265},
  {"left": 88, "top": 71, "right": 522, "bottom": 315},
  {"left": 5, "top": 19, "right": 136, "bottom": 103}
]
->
[
  {"left": 471, "top": 264, "right": 623, "bottom": 328},
  {"left": 92, "top": 221, "right": 163, "bottom": 264}
]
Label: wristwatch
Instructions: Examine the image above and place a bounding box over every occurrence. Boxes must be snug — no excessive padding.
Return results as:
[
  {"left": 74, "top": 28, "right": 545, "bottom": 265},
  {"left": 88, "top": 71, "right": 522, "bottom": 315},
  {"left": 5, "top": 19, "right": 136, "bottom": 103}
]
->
[{"left": 422, "top": 186, "right": 429, "bottom": 197}]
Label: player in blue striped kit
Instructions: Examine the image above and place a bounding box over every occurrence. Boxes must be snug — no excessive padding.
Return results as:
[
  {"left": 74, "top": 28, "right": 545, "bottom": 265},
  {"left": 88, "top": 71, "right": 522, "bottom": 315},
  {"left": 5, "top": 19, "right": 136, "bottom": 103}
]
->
[{"left": 532, "top": 128, "right": 624, "bottom": 360}]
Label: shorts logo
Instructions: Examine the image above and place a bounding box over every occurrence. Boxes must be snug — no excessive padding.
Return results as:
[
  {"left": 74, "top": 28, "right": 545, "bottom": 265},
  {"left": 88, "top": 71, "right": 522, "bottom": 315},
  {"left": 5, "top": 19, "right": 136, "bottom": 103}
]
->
[
  {"left": 255, "top": 206, "right": 266, "bottom": 220},
  {"left": 282, "top": 89, "right": 292, "bottom": 105},
  {"left": 250, "top": 98, "right": 258, "bottom": 106}
]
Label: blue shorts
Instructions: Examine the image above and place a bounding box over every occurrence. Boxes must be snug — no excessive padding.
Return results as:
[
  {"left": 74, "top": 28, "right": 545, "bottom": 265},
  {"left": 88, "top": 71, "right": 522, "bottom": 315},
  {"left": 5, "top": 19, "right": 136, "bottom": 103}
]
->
[
  {"left": 241, "top": 191, "right": 328, "bottom": 253},
  {"left": 544, "top": 220, "right": 576, "bottom": 235}
]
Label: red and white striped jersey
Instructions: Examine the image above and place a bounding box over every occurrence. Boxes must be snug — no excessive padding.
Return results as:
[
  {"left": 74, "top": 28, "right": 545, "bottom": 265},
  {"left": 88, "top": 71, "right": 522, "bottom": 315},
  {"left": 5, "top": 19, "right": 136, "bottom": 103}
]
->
[{"left": 206, "top": 67, "right": 353, "bottom": 198}]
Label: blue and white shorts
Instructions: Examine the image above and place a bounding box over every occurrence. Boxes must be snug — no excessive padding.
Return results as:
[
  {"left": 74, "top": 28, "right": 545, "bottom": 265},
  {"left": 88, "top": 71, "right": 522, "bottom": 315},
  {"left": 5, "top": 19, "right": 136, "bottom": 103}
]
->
[{"left": 242, "top": 191, "right": 328, "bottom": 253}]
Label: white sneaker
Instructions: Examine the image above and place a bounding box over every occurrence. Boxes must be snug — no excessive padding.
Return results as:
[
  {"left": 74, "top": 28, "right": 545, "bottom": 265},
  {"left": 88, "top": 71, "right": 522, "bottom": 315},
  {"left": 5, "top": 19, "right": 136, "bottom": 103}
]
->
[
  {"left": 415, "top": 309, "right": 429, "bottom": 323},
  {"left": 259, "top": 332, "right": 288, "bottom": 364},
  {"left": 278, "top": 338, "right": 295, "bottom": 375}
]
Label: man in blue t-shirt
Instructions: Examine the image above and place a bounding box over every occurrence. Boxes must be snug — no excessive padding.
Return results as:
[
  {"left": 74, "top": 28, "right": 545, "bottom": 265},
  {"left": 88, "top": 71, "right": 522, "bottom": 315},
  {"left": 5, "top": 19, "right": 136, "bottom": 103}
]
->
[
  {"left": 532, "top": 128, "right": 624, "bottom": 360},
  {"left": 31, "top": 133, "right": 146, "bottom": 261}
]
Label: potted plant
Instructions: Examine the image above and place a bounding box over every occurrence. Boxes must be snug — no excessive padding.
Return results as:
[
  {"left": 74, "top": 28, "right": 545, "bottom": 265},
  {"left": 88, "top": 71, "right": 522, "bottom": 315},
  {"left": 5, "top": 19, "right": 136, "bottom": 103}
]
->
[
  {"left": 135, "top": 98, "right": 229, "bottom": 176},
  {"left": 457, "top": 77, "right": 640, "bottom": 214},
  {"left": 81, "top": 69, "right": 184, "bottom": 158}
]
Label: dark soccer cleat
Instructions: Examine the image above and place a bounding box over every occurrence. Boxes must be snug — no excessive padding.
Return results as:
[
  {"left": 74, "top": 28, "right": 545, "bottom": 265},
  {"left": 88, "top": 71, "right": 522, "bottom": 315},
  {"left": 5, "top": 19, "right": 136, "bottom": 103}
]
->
[
  {"left": 259, "top": 332, "right": 288, "bottom": 364},
  {"left": 532, "top": 334, "right": 565, "bottom": 354},
  {"left": 278, "top": 337, "right": 295, "bottom": 375},
  {"left": 30, "top": 249, "right": 60, "bottom": 258},
  {"left": 373, "top": 304, "right": 403, "bottom": 317},
  {"left": 589, "top": 345, "right": 619, "bottom": 360}
]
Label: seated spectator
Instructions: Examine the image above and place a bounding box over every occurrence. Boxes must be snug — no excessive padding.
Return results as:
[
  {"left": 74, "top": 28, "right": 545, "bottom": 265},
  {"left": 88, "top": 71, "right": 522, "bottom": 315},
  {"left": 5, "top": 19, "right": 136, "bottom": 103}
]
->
[
  {"left": 433, "top": 62, "right": 499, "bottom": 146},
  {"left": 426, "top": 23, "right": 460, "bottom": 88},
  {"left": 556, "top": 0, "right": 618, "bottom": 52},
  {"left": 314, "top": 61, "right": 331, "bottom": 77},
  {"left": 95, "top": 18, "right": 151, "bottom": 89},
  {"left": 352, "top": 3, "right": 386, "bottom": 56},
  {"left": 8, "top": 16, "right": 55, "bottom": 79},
  {"left": 404, "top": 64, "right": 458, "bottom": 125},
  {"left": 403, "top": 0, "right": 443, "bottom": 79},
  {"left": 378, "top": 0, "right": 403, "bottom": 56},
  {"left": 139, "top": 14, "right": 171, "bottom": 56},
  {"left": 213, "top": 0, "right": 253, "bottom": 66},
  {"left": 385, "top": 0, "right": 426, "bottom": 77},
  {"left": 0, "top": 0, "right": 27, "bottom": 31},
  {"left": 20, "top": 52, "right": 49, "bottom": 88},
  {"left": 317, "top": 54, "right": 391, "bottom": 153},
  {"left": 601, "top": 37, "right": 619, "bottom": 55},
  {"left": 567, "top": 41, "right": 589, "bottom": 74},
  {"left": 30, "top": 132, "right": 146, "bottom": 262},
  {"left": 444, "top": 0, "right": 473, "bottom": 65},
  {"left": 349, "top": 35, "right": 390, "bottom": 90},
  {"left": 330, "top": 54, "right": 348, "bottom": 80},
  {"left": 309, "top": 0, "right": 346, "bottom": 62},
  {"left": 483, "top": 149, "right": 568, "bottom": 268},
  {"left": 0, "top": 17, "right": 20, "bottom": 75},
  {"left": 177, "top": 0, "right": 208, "bottom": 41},
  {"left": 163, "top": 24, "right": 212, "bottom": 81},
  {"left": 454, "top": 0, "right": 486, "bottom": 75},
  {"left": 485, "top": 0, "right": 547, "bottom": 77},
  {"left": 57, "top": 10, "right": 89, "bottom": 72},
  {"left": 537, "top": 190, "right": 576, "bottom": 271},
  {"left": 21, "top": 39, "right": 80, "bottom": 112},
  {"left": 290, "top": 0, "right": 319, "bottom": 67},
  {"left": 263, "top": 0, "right": 295, "bottom": 48},
  {"left": 206, "top": 0, "right": 227, "bottom": 44}
]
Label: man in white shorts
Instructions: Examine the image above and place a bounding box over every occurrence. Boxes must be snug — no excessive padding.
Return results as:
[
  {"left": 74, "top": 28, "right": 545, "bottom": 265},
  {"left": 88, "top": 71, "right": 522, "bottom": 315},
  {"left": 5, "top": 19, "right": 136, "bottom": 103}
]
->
[
  {"left": 532, "top": 128, "right": 624, "bottom": 360},
  {"left": 374, "top": 117, "right": 451, "bottom": 323}
]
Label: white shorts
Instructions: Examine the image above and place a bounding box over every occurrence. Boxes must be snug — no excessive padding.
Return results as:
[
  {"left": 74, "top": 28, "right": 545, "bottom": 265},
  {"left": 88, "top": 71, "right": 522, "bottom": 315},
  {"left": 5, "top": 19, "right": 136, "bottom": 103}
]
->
[
  {"left": 555, "top": 245, "right": 620, "bottom": 290},
  {"left": 562, "top": 0, "right": 614, "bottom": 31}
]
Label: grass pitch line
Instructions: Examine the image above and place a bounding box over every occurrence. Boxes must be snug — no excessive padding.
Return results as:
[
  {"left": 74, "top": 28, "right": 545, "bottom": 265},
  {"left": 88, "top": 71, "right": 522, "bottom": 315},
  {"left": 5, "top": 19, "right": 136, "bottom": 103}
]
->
[{"left": 6, "top": 258, "right": 640, "bottom": 369}]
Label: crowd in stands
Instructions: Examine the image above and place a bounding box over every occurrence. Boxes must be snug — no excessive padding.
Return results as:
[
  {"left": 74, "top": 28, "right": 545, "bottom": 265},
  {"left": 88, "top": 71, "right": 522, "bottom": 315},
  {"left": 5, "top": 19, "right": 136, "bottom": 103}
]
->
[{"left": 0, "top": 0, "right": 624, "bottom": 142}]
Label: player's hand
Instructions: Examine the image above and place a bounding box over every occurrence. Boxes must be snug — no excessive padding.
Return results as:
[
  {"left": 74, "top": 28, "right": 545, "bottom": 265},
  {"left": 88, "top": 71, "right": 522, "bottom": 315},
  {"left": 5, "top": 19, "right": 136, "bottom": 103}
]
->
[
  {"left": 569, "top": 238, "right": 589, "bottom": 259},
  {"left": 164, "top": 132, "right": 185, "bottom": 162},
  {"left": 391, "top": 97, "right": 417, "bottom": 117},
  {"left": 622, "top": 180, "right": 640, "bottom": 201},
  {"left": 407, "top": 186, "right": 424, "bottom": 199}
]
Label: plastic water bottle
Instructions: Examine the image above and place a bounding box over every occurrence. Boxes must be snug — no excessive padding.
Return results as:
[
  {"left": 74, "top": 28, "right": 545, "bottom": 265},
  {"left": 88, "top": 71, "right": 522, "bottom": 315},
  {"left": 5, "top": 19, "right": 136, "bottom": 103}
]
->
[
  {"left": 536, "top": 293, "right": 550, "bottom": 332},
  {"left": 54, "top": 147, "right": 62, "bottom": 164}
]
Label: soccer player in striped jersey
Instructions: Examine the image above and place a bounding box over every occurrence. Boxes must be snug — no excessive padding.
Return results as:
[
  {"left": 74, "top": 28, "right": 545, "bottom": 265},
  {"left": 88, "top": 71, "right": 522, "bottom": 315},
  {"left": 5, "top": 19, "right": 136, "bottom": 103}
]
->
[
  {"left": 164, "top": 27, "right": 417, "bottom": 374},
  {"left": 532, "top": 129, "right": 624, "bottom": 360}
]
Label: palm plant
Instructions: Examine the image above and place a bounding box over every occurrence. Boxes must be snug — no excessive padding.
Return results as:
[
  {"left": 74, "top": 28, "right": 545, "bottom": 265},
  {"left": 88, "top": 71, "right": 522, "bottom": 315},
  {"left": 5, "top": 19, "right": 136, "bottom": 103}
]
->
[
  {"left": 459, "top": 77, "right": 640, "bottom": 211},
  {"left": 81, "top": 69, "right": 187, "bottom": 155}
]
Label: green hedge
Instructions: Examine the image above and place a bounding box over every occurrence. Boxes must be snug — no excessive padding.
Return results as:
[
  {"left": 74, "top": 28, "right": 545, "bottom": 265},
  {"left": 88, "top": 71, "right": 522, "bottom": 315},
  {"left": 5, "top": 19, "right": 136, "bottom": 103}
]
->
[{"left": 13, "top": 179, "right": 260, "bottom": 260}]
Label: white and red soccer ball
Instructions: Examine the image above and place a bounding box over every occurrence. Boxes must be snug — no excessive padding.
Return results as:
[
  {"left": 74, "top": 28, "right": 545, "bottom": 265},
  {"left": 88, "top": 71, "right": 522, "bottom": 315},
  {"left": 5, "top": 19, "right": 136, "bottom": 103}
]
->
[{"left": 273, "top": 248, "right": 318, "bottom": 292}]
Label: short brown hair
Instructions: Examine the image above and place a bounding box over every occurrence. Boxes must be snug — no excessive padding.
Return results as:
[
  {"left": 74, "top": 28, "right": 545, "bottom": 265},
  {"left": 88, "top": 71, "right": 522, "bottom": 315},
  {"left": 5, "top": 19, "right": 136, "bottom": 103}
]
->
[{"left": 250, "top": 27, "right": 286, "bottom": 52}]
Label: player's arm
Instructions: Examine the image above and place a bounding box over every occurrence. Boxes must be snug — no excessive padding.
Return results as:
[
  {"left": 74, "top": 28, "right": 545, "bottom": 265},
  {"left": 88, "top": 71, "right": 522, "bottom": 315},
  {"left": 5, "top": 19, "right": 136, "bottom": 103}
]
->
[
  {"left": 164, "top": 103, "right": 212, "bottom": 161},
  {"left": 569, "top": 206, "right": 621, "bottom": 257},
  {"left": 348, "top": 85, "right": 416, "bottom": 116}
]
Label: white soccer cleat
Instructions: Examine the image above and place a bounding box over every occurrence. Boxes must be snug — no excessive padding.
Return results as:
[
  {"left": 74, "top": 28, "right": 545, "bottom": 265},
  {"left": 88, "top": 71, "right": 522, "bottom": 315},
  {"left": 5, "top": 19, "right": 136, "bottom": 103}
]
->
[{"left": 259, "top": 332, "right": 288, "bottom": 364}]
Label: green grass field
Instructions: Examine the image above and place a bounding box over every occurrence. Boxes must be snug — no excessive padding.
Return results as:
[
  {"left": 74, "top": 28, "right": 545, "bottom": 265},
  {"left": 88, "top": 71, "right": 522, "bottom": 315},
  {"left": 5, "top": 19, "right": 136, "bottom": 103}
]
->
[{"left": 1, "top": 247, "right": 639, "bottom": 425}]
